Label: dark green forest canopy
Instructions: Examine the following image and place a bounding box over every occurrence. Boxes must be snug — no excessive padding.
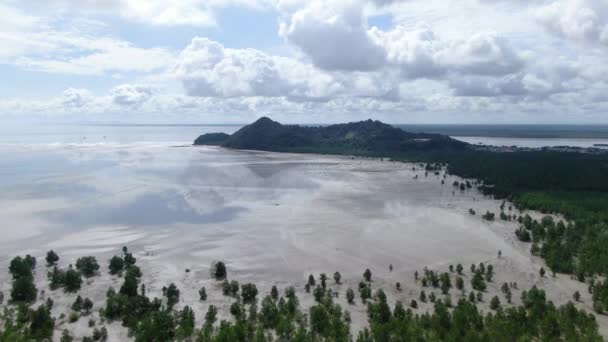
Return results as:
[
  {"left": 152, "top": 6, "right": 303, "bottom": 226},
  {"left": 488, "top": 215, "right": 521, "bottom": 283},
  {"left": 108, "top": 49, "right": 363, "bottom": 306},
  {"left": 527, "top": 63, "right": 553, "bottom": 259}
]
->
[
  {"left": 194, "top": 132, "right": 230, "bottom": 146},
  {"left": 195, "top": 117, "right": 468, "bottom": 153}
]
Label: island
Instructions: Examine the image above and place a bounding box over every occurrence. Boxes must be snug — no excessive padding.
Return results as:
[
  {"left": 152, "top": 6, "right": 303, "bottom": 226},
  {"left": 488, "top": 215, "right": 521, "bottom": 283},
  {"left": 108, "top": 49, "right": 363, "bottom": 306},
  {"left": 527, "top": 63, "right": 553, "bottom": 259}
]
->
[{"left": 195, "top": 116, "right": 468, "bottom": 154}]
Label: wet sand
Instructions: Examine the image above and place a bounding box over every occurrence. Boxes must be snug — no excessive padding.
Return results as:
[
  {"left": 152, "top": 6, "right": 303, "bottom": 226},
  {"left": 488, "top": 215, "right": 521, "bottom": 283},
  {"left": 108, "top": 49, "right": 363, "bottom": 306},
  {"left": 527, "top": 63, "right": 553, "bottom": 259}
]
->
[{"left": 0, "top": 144, "right": 605, "bottom": 339}]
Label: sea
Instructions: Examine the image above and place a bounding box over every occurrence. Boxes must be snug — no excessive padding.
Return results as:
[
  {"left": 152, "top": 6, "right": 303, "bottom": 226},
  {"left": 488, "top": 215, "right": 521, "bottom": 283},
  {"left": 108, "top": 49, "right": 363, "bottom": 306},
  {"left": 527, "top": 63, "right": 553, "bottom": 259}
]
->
[
  {"left": 397, "top": 124, "right": 608, "bottom": 149},
  {"left": 1, "top": 123, "right": 608, "bottom": 148}
]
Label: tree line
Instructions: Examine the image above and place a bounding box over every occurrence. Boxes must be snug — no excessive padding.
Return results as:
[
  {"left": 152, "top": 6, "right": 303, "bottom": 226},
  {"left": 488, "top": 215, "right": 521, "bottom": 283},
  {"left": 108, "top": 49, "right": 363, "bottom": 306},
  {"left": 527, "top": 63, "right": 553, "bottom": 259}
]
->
[{"left": 1, "top": 249, "right": 604, "bottom": 341}]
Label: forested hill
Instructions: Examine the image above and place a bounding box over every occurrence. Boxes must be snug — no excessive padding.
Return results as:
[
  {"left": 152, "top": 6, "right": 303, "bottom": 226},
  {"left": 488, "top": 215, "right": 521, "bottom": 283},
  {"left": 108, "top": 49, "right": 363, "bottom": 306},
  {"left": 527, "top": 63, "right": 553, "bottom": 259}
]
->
[{"left": 194, "top": 117, "right": 468, "bottom": 154}]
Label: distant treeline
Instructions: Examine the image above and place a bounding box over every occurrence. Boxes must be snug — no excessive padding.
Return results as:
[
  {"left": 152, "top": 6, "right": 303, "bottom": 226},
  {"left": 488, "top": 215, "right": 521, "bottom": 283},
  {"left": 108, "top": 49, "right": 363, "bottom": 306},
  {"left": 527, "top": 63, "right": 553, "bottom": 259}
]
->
[
  {"left": 396, "top": 124, "right": 608, "bottom": 139},
  {"left": 390, "top": 149, "right": 608, "bottom": 281}
]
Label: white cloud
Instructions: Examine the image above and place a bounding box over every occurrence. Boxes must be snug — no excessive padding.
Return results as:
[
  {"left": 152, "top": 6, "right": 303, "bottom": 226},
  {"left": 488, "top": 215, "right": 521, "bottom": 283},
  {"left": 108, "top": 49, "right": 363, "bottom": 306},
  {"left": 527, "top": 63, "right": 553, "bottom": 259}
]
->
[
  {"left": 174, "top": 37, "right": 351, "bottom": 100},
  {"left": 174, "top": 36, "right": 408, "bottom": 103},
  {"left": 2, "top": 77, "right": 608, "bottom": 124},
  {"left": 0, "top": 4, "right": 174, "bottom": 75},
  {"left": 375, "top": 26, "right": 446, "bottom": 78},
  {"left": 277, "top": 0, "right": 525, "bottom": 77},
  {"left": 0, "top": 3, "right": 40, "bottom": 31},
  {"left": 14, "top": 36, "right": 174, "bottom": 75},
  {"left": 373, "top": 25, "right": 524, "bottom": 79},
  {"left": 535, "top": 0, "right": 608, "bottom": 47},
  {"left": 279, "top": 1, "right": 387, "bottom": 71},
  {"left": 449, "top": 73, "right": 549, "bottom": 97},
  {"left": 176, "top": 38, "right": 293, "bottom": 97},
  {"left": 110, "top": 84, "right": 157, "bottom": 106},
  {"left": 61, "top": 88, "right": 93, "bottom": 108},
  {"left": 439, "top": 33, "right": 523, "bottom": 76},
  {"left": 1, "top": 0, "right": 608, "bottom": 123},
  {"left": 20, "top": 0, "right": 269, "bottom": 27},
  {"left": 120, "top": 1, "right": 217, "bottom": 26}
]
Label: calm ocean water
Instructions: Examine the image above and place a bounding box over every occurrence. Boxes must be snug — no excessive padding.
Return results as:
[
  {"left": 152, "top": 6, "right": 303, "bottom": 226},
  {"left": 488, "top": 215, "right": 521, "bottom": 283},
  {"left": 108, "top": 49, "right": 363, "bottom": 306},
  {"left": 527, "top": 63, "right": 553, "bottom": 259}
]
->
[
  {"left": 397, "top": 124, "right": 608, "bottom": 148},
  {"left": 0, "top": 124, "right": 241, "bottom": 145},
  {"left": 396, "top": 124, "right": 608, "bottom": 139},
  {"left": 1, "top": 123, "right": 608, "bottom": 148}
]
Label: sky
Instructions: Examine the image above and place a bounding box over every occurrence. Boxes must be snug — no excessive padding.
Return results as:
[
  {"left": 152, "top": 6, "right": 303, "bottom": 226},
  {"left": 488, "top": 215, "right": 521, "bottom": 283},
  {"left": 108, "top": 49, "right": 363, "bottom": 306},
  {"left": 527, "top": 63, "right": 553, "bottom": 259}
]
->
[{"left": 0, "top": 0, "right": 607, "bottom": 124}]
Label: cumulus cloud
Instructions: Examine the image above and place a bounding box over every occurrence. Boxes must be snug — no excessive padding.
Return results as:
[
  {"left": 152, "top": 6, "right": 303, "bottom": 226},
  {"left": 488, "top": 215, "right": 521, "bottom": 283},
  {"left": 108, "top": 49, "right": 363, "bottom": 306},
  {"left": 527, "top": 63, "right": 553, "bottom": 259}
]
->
[
  {"left": 374, "top": 25, "right": 524, "bottom": 79},
  {"left": 279, "top": 1, "right": 387, "bottom": 71},
  {"left": 61, "top": 88, "right": 93, "bottom": 108},
  {"left": 278, "top": 1, "right": 524, "bottom": 78},
  {"left": 446, "top": 53, "right": 589, "bottom": 99},
  {"left": 440, "top": 33, "right": 523, "bottom": 76},
  {"left": 110, "top": 84, "right": 157, "bottom": 106},
  {"left": 535, "top": 0, "right": 608, "bottom": 47},
  {"left": 175, "top": 38, "right": 293, "bottom": 97},
  {"left": 375, "top": 26, "right": 446, "bottom": 79},
  {"left": 175, "top": 37, "right": 359, "bottom": 100},
  {"left": 174, "top": 37, "right": 407, "bottom": 103}
]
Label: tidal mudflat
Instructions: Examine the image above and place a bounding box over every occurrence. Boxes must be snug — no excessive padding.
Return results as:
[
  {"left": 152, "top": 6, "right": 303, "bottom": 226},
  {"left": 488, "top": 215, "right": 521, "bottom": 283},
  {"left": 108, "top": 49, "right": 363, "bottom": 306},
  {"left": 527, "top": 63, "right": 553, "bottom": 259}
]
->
[{"left": 0, "top": 144, "right": 604, "bottom": 338}]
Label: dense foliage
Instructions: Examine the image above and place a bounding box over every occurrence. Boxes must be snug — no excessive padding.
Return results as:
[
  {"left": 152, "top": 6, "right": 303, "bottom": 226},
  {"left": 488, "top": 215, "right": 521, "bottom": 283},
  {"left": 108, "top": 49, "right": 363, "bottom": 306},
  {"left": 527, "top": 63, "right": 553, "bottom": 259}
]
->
[
  {"left": 47, "top": 266, "right": 83, "bottom": 293},
  {"left": 45, "top": 250, "right": 59, "bottom": 267},
  {"left": 1, "top": 248, "right": 605, "bottom": 341},
  {"left": 193, "top": 132, "right": 230, "bottom": 146},
  {"left": 195, "top": 117, "right": 467, "bottom": 153},
  {"left": 75, "top": 256, "right": 100, "bottom": 278},
  {"left": 362, "top": 286, "right": 601, "bottom": 341},
  {"left": 211, "top": 261, "right": 227, "bottom": 280},
  {"left": 0, "top": 304, "right": 55, "bottom": 341},
  {"left": 109, "top": 246, "right": 137, "bottom": 276},
  {"left": 9, "top": 256, "right": 37, "bottom": 303}
]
